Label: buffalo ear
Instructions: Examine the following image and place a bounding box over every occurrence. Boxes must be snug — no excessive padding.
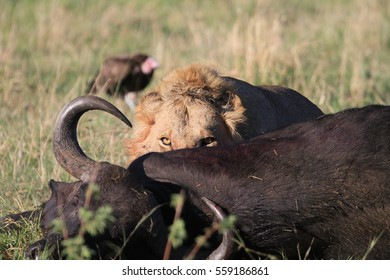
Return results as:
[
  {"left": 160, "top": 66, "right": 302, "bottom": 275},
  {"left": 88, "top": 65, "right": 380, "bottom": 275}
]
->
[
  {"left": 48, "top": 180, "right": 86, "bottom": 207},
  {"left": 48, "top": 179, "right": 61, "bottom": 192},
  {"left": 48, "top": 180, "right": 70, "bottom": 201},
  {"left": 216, "top": 91, "right": 246, "bottom": 142},
  {"left": 48, "top": 180, "right": 64, "bottom": 205}
]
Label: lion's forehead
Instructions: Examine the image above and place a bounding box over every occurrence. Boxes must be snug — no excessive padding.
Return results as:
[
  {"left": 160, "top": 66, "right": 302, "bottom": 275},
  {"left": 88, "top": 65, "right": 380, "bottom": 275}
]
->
[{"left": 158, "top": 102, "right": 220, "bottom": 127}]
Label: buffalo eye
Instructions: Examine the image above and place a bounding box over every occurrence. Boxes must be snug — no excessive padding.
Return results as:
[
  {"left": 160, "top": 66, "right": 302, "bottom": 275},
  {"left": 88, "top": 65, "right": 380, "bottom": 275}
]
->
[
  {"left": 160, "top": 137, "right": 171, "bottom": 146},
  {"left": 200, "top": 137, "right": 216, "bottom": 146}
]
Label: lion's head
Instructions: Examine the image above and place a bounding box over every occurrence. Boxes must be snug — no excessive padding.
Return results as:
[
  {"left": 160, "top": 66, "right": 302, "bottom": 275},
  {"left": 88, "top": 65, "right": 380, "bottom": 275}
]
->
[{"left": 126, "top": 64, "right": 246, "bottom": 162}]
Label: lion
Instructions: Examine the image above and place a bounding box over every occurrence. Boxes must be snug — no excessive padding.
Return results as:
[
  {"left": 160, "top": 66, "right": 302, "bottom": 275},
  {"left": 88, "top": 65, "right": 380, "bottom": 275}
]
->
[{"left": 126, "top": 64, "right": 323, "bottom": 162}]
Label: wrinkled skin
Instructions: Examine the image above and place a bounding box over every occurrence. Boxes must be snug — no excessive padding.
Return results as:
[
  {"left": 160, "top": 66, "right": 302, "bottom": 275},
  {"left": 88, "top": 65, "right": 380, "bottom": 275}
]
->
[{"left": 127, "top": 64, "right": 323, "bottom": 162}]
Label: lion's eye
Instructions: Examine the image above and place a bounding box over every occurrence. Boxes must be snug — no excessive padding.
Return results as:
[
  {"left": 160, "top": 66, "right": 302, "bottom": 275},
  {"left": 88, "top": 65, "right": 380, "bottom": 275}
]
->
[
  {"left": 201, "top": 137, "right": 216, "bottom": 146},
  {"left": 160, "top": 137, "right": 171, "bottom": 146}
]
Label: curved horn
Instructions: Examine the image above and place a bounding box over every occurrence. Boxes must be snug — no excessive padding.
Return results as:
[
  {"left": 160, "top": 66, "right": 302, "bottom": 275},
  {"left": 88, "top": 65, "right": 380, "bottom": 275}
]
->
[
  {"left": 202, "top": 197, "right": 236, "bottom": 260},
  {"left": 53, "top": 95, "right": 132, "bottom": 180}
]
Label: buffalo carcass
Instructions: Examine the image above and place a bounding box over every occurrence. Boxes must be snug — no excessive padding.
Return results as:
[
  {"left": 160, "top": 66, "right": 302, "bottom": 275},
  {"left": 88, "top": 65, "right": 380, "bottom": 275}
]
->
[
  {"left": 24, "top": 96, "right": 232, "bottom": 260},
  {"left": 29, "top": 97, "right": 390, "bottom": 259},
  {"left": 140, "top": 104, "right": 390, "bottom": 259}
]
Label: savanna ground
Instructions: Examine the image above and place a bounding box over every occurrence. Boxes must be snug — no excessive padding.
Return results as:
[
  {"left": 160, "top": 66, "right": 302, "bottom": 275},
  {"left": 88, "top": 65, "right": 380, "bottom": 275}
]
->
[{"left": 1, "top": 0, "right": 390, "bottom": 259}]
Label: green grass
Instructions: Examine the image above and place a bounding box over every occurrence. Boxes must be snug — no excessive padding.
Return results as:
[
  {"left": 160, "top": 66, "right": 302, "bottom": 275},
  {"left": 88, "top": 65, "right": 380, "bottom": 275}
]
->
[
  {"left": 0, "top": 214, "right": 43, "bottom": 259},
  {"left": 1, "top": 0, "right": 390, "bottom": 259}
]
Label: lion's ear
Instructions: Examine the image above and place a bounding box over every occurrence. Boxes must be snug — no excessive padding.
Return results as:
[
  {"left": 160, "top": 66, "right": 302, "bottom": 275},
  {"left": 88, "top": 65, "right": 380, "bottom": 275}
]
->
[{"left": 218, "top": 91, "right": 246, "bottom": 142}]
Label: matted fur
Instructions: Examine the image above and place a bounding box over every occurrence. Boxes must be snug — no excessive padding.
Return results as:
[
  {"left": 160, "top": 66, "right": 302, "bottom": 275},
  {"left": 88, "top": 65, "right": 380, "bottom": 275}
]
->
[{"left": 127, "top": 64, "right": 246, "bottom": 162}]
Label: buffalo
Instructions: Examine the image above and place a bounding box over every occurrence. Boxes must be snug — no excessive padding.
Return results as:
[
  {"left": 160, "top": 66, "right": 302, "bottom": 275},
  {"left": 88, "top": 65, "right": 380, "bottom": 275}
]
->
[
  {"left": 141, "top": 104, "right": 390, "bottom": 259},
  {"left": 45, "top": 96, "right": 390, "bottom": 259},
  {"left": 6, "top": 96, "right": 390, "bottom": 259}
]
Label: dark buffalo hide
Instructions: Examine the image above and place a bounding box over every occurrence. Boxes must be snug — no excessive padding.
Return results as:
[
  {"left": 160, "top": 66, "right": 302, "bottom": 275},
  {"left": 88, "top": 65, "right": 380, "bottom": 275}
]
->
[{"left": 140, "top": 105, "right": 390, "bottom": 259}]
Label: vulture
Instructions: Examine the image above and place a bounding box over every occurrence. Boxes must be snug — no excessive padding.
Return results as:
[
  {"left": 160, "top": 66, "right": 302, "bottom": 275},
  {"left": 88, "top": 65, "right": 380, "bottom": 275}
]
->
[{"left": 87, "top": 53, "right": 159, "bottom": 109}]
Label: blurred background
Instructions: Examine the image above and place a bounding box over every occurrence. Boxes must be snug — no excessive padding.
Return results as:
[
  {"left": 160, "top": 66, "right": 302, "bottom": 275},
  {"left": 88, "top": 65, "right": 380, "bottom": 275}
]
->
[{"left": 1, "top": 0, "right": 390, "bottom": 240}]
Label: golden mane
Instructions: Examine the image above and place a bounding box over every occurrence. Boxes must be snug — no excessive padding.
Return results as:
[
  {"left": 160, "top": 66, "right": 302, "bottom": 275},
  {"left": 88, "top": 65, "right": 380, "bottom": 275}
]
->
[
  {"left": 126, "top": 64, "right": 246, "bottom": 160},
  {"left": 156, "top": 63, "right": 229, "bottom": 99}
]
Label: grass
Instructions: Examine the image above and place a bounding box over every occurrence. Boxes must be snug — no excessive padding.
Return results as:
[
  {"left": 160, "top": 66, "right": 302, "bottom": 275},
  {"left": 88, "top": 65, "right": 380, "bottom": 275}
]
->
[
  {"left": 0, "top": 214, "right": 43, "bottom": 259},
  {"left": 1, "top": 0, "right": 390, "bottom": 259}
]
